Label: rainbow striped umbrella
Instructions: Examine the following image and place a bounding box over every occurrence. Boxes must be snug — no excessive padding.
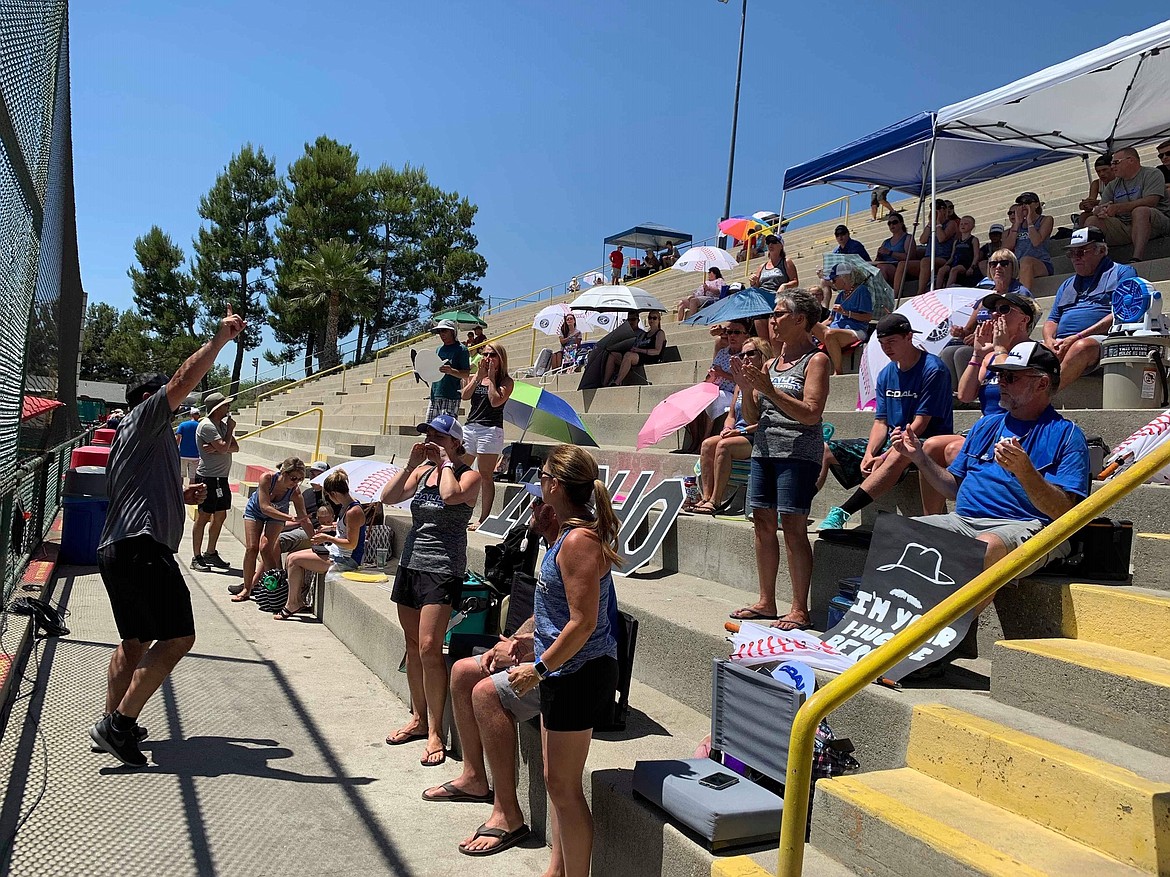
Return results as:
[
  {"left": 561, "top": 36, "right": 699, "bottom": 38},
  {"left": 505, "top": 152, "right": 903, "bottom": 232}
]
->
[
  {"left": 717, "top": 215, "right": 770, "bottom": 242},
  {"left": 505, "top": 381, "right": 598, "bottom": 447}
]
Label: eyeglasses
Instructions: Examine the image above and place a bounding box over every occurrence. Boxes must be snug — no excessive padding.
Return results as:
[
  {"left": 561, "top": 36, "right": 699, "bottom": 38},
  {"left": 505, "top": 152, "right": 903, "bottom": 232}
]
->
[
  {"left": 1068, "top": 247, "right": 1093, "bottom": 257},
  {"left": 997, "top": 370, "right": 1042, "bottom": 385},
  {"left": 287, "top": 475, "right": 304, "bottom": 483},
  {"left": 771, "top": 310, "right": 791, "bottom": 318},
  {"left": 482, "top": 350, "right": 497, "bottom": 357},
  {"left": 1159, "top": 151, "right": 1170, "bottom": 159},
  {"left": 539, "top": 469, "right": 556, "bottom": 481},
  {"left": 887, "top": 220, "right": 902, "bottom": 226},
  {"left": 989, "top": 260, "right": 1013, "bottom": 268},
  {"left": 724, "top": 329, "right": 747, "bottom": 336}
]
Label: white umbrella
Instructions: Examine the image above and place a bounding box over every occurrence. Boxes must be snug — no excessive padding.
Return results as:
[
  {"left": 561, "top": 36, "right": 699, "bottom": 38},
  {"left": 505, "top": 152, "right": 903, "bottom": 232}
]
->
[
  {"left": 728, "top": 621, "right": 855, "bottom": 674},
  {"left": 570, "top": 284, "right": 667, "bottom": 313},
  {"left": 532, "top": 304, "right": 572, "bottom": 336},
  {"left": 532, "top": 304, "right": 619, "bottom": 336},
  {"left": 672, "top": 246, "right": 739, "bottom": 274},
  {"left": 583, "top": 272, "right": 606, "bottom": 286},
  {"left": 1103, "top": 409, "right": 1170, "bottom": 484}
]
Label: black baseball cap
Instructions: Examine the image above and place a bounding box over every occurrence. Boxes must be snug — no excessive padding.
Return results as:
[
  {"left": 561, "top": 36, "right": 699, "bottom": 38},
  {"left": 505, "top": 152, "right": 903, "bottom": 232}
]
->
[
  {"left": 987, "top": 341, "right": 1060, "bottom": 380},
  {"left": 875, "top": 314, "right": 918, "bottom": 338},
  {"left": 980, "top": 291, "right": 1038, "bottom": 320},
  {"left": 834, "top": 224, "right": 849, "bottom": 236},
  {"left": 126, "top": 372, "right": 169, "bottom": 408}
]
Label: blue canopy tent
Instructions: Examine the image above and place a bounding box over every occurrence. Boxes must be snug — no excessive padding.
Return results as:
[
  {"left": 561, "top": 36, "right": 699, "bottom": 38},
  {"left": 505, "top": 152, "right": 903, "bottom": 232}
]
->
[{"left": 603, "top": 223, "right": 692, "bottom": 250}]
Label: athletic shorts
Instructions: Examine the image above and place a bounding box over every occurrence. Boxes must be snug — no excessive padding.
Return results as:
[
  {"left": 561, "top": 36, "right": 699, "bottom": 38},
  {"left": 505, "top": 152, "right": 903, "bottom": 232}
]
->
[
  {"left": 871, "top": 186, "right": 891, "bottom": 205},
  {"left": 194, "top": 476, "right": 231, "bottom": 514},
  {"left": 391, "top": 565, "right": 463, "bottom": 609},
  {"left": 180, "top": 457, "right": 199, "bottom": 481},
  {"left": 914, "top": 513, "right": 1069, "bottom": 578},
  {"left": 539, "top": 655, "right": 618, "bottom": 732},
  {"left": 747, "top": 458, "right": 820, "bottom": 515},
  {"left": 463, "top": 423, "right": 505, "bottom": 455},
  {"left": 97, "top": 535, "right": 195, "bottom": 643},
  {"left": 475, "top": 655, "right": 541, "bottom": 722}
]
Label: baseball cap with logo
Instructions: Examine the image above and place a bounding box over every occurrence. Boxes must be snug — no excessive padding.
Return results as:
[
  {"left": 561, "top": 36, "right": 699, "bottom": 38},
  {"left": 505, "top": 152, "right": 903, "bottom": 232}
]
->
[
  {"left": 874, "top": 313, "right": 918, "bottom": 338},
  {"left": 987, "top": 341, "right": 1060, "bottom": 380},
  {"left": 309, "top": 460, "right": 329, "bottom": 473},
  {"left": 416, "top": 413, "right": 464, "bottom": 443},
  {"left": 1066, "top": 227, "right": 1106, "bottom": 249},
  {"left": 1015, "top": 191, "right": 1041, "bottom": 204},
  {"left": 988, "top": 223, "right": 1005, "bottom": 234}
]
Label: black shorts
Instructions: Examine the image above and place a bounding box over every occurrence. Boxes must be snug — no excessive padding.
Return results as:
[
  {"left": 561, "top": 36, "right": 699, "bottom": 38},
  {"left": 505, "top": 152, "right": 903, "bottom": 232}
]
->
[
  {"left": 97, "top": 535, "right": 195, "bottom": 643},
  {"left": 194, "top": 475, "right": 232, "bottom": 514},
  {"left": 391, "top": 565, "right": 463, "bottom": 610},
  {"left": 540, "top": 655, "right": 618, "bottom": 732}
]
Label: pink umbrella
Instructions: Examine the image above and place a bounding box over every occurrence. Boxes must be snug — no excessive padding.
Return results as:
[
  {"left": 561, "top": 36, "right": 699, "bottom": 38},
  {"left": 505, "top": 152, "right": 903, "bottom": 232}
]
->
[{"left": 636, "top": 383, "right": 721, "bottom": 450}]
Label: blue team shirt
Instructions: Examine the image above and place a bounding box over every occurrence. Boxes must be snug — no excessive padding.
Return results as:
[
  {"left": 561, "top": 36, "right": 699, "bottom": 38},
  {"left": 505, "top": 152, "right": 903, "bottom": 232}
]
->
[
  {"left": 948, "top": 406, "right": 1090, "bottom": 523},
  {"left": 175, "top": 419, "right": 200, "bottom": 457},
  {"left": 829, "top": 283, "right": 874, "bottom": 333},
  {"left": 875, "top": 351, "right": 953, "bottom": 438},
  {"left": 834, "top": 239, "right": 871, "bottom": 262},
  {"left": 1046, "top": 259, "right": 1137, "bottom": 338}
]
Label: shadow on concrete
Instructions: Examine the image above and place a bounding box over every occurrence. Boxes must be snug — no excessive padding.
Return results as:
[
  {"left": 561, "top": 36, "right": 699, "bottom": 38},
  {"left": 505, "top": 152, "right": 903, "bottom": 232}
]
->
[{"left": 595, "top": 707, "right": 671, "bottom": 742}]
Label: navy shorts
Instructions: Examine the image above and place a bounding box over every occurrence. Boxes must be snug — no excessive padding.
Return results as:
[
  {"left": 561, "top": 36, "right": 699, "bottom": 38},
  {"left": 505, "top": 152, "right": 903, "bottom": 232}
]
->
[{"left": 748, "top": 458, "right": 820, "bottom": 515}]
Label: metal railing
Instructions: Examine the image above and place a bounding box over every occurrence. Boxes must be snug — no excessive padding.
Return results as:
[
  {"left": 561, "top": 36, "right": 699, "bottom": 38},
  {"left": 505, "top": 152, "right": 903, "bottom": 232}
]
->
[
  {"left": 1, "top": 429, "right": 93, "bottom": 603},
  {"left": 767, "top": 437, "right": 1170, "bottom": 877},
  {"left": 237, "top": 408, "right": 325, "bottom": 463}
]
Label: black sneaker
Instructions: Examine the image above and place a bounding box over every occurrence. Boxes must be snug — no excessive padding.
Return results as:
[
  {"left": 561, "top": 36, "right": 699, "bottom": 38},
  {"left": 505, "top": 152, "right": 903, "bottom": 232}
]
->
[
  {"left": 191, "top": 555, "right": 212, "bottom": 572},
  {"left": 90, "top": 717, "right": 147, "bottom": 753},
  {"left": 203, "top": 549, "right": 229, "bottom": 569},
  {"left": 89, "top": 714, "right": 147, "bottom": 767}
]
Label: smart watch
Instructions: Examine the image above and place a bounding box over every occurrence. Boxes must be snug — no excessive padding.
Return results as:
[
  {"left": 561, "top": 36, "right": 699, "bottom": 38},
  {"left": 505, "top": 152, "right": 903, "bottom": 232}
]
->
[{"left": 534, "top": 660, "right": 550, "bottom": 680}]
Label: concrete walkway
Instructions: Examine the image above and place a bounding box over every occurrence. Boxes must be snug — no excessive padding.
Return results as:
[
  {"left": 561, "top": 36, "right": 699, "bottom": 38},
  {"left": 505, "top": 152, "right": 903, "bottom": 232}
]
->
[{"left": 0, "top": 530, "right": 549, "bottom": 877}]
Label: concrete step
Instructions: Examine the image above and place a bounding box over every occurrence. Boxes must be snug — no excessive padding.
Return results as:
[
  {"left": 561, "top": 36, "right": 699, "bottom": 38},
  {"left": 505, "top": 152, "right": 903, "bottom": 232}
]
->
[
  {"left": 812, "top": 768, "right": 1148, "bottom": 877},
  {"left": 992, "top": 637, "right": 1170, "bottom": 757},
  {"left": 906, "top": 704, "right": 1170, "bottom": 872},
  {"left": 1061, "top": 583, "right": 1170, "bottom": 661}
]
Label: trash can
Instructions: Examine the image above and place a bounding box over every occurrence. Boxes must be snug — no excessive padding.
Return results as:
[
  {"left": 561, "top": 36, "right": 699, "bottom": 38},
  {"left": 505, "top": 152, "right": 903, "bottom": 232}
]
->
[
  {"left": 70, "top": 444, "right": 111, "bottom": 468},
  {"left": 60, "top": 465, "right": 109, "bottom": 565},
  {"left": 92, "top": 428, "right": 116, "bottom": 446},
  {"left": 1099, "top": 336, "right": 1170, "bottom": 409}
]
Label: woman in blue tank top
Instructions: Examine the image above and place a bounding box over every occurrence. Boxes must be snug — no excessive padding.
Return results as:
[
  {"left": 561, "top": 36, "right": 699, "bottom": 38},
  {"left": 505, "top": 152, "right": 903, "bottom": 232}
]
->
[
  {"left": 236, "top": 457, "right": 312, "bottom": 603},
  {"left": 506, "top": 444, "right": 620, "bottom": 877},
  {"left": 275, "top": 470, "right": 368, "bottom": 620},
  {"left": 1004, "top": 192, "right": 1054, "bottom": 293},
  {"left": 914, "top": 200, "right": 959, "bottom": 295}
]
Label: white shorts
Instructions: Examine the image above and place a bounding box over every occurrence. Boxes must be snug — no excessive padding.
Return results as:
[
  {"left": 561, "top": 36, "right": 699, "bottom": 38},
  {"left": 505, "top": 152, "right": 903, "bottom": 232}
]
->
[
  {"left": 706, "top": 387, "right": 734, "bottom": 418},
  {"left": 464, "top": 423, "right": 505, "bottom": 455},
  {"left": 181, "top": 457, "right": 199, "bottom": 481}
]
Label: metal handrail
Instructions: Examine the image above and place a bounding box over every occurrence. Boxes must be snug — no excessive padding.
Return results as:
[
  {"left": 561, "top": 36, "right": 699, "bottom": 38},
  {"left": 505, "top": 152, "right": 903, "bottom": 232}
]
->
[
  {"left": 373, "top": 330, "right": 431, "bottom": 375},
  {"left": 379, "top": 324, "right": 533, "bottom": 435},
  {"left": 236, "top": 408, "right": 325, "bottom": 462},
  {"left": 766, "top": 437, "right": 1170, "bottom": 877}
]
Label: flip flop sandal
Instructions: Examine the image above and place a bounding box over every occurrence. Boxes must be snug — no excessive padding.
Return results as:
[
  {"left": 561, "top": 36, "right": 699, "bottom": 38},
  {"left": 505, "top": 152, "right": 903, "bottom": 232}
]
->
[
  {"left": 422, "top": 781, "right": 494, "bottom": 803},
  {"left": 273, "top": 605, "right": 307, "bottom": 621},
  {"left": 230, "top": 591, "right": 251, "bottom": 603},
  {"left": 770, "top": 615, "right": 812, "bottom": 631},
  {"left": 421, "top": 747, "right": 447, "bottom": 767},
  {"left": 385, "top": 730, "right": 427, "bottom": 746},
  {"left": 729, "top": 607, "right": 780, "bottom": 621},
  {"left": 458, "top": 823, "right": 532, "bottom": 857}
]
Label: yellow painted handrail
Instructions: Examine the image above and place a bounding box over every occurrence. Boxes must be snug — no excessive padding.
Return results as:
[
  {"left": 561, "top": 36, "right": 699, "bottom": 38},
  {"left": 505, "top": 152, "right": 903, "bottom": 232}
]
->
[
  {"left": 236, "top": 407, "right": 324, "bottom": 463},
  {"left": 253, "top": 359, "right": 354, "bottom": 424},
  {"left": 380, "top": 325, "right": 533, "bottom": 435},
  {"left": 373, "top": 330, "right": 432, "bottom": 375},
  {"left": 770, "top": 436, "right": 1170, "bottom": 877}
]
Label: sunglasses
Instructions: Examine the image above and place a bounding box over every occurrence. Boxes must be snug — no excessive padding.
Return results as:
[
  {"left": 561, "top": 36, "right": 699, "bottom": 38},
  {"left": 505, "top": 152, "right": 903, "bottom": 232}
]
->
[
  {"left": 1159, "top": 151, "right": 1170, "bottom": 159},
  {"left": 724, "top": 329, "right": 747, "bottom": 335},
  {"left": 987, "top": 303, "right": 1018, "bottom": 316},
  {"left": 997, "top": 370, "right": 1042, "bottom": 385},
  {"left": 735, "top": 349, "right": 762, "bottom": 359},
  {"left": 989, "top": 260, "right": 1013, "bottom": 268},
  {"left": 887, "top": 220, "right": 902, "bottom": 226},
  {"left": 482, "top": 350, "right": 497, "bottom": 357},
  {"left": 539, "top": 468, "right": 556, "bottom": 481}
]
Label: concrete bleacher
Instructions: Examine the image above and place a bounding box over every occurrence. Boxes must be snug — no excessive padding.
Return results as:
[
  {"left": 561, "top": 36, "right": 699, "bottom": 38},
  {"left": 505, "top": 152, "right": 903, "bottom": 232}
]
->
[{"left": 219, "top": 153, "right": 1170, "bottom": 876}]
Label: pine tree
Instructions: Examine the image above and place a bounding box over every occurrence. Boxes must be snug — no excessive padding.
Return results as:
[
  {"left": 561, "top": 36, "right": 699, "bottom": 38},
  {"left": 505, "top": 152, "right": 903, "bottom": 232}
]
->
[{"left": 192, "top": 143, "right": 279, "bottom": 394}]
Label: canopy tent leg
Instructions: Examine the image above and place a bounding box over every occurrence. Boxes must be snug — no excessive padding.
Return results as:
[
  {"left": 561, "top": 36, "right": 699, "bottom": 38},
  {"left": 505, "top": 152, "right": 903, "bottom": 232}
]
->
[{"left": 930, "top": 135, "right": 938, "bottom": 293}]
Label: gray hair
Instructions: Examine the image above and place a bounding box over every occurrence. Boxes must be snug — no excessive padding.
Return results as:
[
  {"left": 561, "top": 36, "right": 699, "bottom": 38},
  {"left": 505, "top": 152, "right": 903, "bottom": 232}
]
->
[{"left": 776, "top": 289, "right": 822, "bottom": 331}]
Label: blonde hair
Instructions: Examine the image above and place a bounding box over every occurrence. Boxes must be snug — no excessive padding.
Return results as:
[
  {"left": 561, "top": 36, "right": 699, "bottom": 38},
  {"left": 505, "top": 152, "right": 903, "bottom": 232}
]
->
[
  {"left": 544, "top": 444, "right": 622, "bottom": 569},
  {"left": 279, "top": 457, "right": 306, "bottom": 476},
  {"left": 989, "top": 248, "right": 1019, "bottom": 279},
  {"left": 482, "top": 340, "right": 512, "bottom": 390},
  {"left": 743, "top": 337, "right": 774, "bottom": 359}
]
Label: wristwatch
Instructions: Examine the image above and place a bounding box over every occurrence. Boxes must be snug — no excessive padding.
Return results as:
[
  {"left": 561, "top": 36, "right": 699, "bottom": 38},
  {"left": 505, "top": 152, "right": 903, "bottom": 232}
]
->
[{"left": 534, "top": 660, "right": 550, "bottom": 680}]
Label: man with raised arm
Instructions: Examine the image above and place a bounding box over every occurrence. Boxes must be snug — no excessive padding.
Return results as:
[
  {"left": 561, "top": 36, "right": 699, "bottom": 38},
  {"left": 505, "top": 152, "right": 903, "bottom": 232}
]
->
[{"left": 90, "top": 308, "right": 246, "bottom": 767}]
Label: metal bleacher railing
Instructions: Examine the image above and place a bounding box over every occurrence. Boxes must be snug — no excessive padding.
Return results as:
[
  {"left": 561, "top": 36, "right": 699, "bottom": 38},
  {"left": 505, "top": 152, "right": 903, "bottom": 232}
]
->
[
  {"left": 764, "top": 439, "right": 1170, "bottom": 877},
  {"left": 0, "top": 429, "right": 94, "bottom": 604}
]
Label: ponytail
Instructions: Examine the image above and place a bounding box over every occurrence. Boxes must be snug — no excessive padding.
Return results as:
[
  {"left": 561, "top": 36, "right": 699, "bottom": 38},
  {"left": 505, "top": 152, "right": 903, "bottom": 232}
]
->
[
  {"left": 546, "top": 445, "right": 623, "bottom": 570},
  {"left": 591, "top": 478, "right": 622, "bottom": 569}
]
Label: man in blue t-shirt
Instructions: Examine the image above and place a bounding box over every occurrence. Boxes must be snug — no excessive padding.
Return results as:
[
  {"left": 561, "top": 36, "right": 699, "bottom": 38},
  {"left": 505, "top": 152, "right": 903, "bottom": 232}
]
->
[
  {"left": 426, "top": 319, "right": 472, "bottom": 422},
  {"left": 833, "top": 225, "right": 871, "bottom": 262},
  {"left": 174, "top": 408, "right": 201, "bottom": 483},
  {"left": 820, "top": 314, "right": 953, "bottom": 530},
  {"left": 1042, "top": 227, "right": 1137, "bottom": 390},
  {"left": 892, "top": 341, "right": 1090, "bottom": 598}
]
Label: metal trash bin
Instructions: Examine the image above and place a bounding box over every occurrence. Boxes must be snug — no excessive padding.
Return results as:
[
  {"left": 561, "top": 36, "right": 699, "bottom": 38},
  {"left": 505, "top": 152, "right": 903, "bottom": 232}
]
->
[
  {"left": 60, "top": 465, "right": 109, "bottom": 565},
  {"left": 1099, "top": 336, "right": 1170, "bottom": 410}
]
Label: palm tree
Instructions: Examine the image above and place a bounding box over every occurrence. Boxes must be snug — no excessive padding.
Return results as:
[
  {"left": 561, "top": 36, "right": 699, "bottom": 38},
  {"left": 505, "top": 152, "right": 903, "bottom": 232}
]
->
[{"left": 289, "top": 238, "right": 373, "bottom": 370}]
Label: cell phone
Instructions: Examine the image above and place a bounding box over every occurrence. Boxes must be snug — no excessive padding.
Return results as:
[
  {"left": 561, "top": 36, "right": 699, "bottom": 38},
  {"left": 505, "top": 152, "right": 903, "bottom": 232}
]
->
[{"left": 698, "top": 771, "right": 739, "bottom": 791}]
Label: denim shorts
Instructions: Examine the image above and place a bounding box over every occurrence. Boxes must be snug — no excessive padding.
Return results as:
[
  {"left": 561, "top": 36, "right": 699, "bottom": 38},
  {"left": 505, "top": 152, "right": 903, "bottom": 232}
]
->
[{"left": 747, "top": 457, "right": 820, "bottom": 515}]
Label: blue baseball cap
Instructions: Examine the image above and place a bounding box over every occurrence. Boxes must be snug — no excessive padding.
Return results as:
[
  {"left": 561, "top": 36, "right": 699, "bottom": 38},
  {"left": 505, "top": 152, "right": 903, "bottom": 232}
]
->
[
  {"left": 523, "top": 481, "right": 543, "bottom": 498},
  {"left": 416, "top": 414, "right": 464, "bottom": 443}
]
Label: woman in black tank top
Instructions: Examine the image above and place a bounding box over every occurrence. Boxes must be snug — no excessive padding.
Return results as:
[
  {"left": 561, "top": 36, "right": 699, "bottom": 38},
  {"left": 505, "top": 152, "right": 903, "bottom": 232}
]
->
[{"left": 461, "top": 340, "right": 514, "bottom": 528}]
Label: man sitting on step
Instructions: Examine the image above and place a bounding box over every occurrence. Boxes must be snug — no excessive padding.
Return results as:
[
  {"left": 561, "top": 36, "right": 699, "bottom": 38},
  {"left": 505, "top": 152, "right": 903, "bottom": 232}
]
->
[
  {"left": 1042, "top": 227, "right": 1137, "bottom": 392},
  {"left": 819, "top": 314, "right": 953, "bottom": 531},
  {"left": 890, "top": 341, "right": 1090, "bottom": 594}
]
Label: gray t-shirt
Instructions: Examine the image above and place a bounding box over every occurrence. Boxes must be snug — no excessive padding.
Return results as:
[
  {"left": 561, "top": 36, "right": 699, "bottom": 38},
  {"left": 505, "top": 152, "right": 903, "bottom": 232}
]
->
[
  {"left": 1102, "top": 167, "right": 1170, "bottom": 219},
  {"left": 99, "top": 387, "right": 186, "bottom": 552},
  {"left": 196, "top": 417, "right": 233, "bottom": 477},
  {"left": 398, "top": 463, "right": 474, "bottom": 576}
]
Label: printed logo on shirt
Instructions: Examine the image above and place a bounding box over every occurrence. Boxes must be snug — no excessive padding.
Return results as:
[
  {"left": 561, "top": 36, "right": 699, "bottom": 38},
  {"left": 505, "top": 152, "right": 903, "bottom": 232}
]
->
[{"left": 885, "top": 390, "right": 920, "bottom": 399}]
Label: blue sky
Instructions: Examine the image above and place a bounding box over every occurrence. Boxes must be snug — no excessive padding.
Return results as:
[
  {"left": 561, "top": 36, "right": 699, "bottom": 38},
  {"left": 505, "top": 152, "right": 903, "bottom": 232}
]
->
[{"left": 70, "top": 2, "right": 1168, "bottom": 368}]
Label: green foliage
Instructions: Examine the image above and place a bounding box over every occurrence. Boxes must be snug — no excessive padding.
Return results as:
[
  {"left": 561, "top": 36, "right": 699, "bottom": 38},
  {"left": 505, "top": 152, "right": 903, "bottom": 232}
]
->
[
  {"left": 127, "top": 226, "right": 199, "bottom": 343},
  {"left": 288, "top": 238, "right": 373, "bottom": 369},
  {"left": 80, "top": 303, "right": 198, "bottom": 384},
  {"left": 192, "top": 143, "right": 279, "bottom": 392}
]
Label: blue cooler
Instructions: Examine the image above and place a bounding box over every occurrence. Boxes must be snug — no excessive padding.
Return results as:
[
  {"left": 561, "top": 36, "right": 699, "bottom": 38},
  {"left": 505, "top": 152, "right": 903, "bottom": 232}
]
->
[
  {"left": 60, "top": 466, "right": 108, "bottom": 565},
  {"left": 826, "top": 576, "right": 861, "bottom": 629}
]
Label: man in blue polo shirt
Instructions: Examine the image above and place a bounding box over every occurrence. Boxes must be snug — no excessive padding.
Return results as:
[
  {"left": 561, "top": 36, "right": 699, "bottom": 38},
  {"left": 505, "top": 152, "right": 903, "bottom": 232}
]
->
[
  {"left": 820, "top": 313, "right": 953, "bottom": 530},
  {"left": 1042, "top": 227, "right": 1137, "bottom": 390},
  {"left": 891, "top": 341, "right": 1090, "bottom": 596}
]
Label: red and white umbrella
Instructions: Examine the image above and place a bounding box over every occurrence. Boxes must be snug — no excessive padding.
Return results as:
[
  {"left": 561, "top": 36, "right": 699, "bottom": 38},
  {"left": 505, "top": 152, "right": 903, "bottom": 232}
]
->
[
  {"left": 672, "top": 246, "right": 739, "bottom": 274},
  {"left": 1102, "top": 409, "right": 1170, "bottom": 483},
  {"left": 311, "top": 459, "right": 410, "bottom": 506},
  {"left": 727, "top": 621, "right": 856, "bottom": 674}
]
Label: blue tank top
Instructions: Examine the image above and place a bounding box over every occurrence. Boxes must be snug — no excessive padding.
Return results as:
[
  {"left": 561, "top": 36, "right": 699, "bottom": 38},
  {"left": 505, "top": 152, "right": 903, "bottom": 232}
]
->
[
  {"left": 877, "top": 232, "right": 911, "bottom": 263},
  {"left": 977, "top": 370, "right": 1003, "bottom": 415},
  {"left": 1012, "top": 217, "right": 1053, "bottom": 270},
  {"left": 931, "top": 219, "right": 958, "bottom": 260},
  {"left": 245, "top": 473, "right": 296, "bottom": 519},
  {"left": 732, "top": 394, "right": 747, "bottom": 432},
  {"left": 534, "top": 527, "right": 617, "bottom": 677}
]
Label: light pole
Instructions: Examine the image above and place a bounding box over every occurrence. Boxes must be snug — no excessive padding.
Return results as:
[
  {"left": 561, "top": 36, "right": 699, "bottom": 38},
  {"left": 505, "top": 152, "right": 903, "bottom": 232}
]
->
[{"left": 720, "top": 0, "right": 748, "bottom": 248}]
